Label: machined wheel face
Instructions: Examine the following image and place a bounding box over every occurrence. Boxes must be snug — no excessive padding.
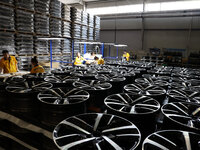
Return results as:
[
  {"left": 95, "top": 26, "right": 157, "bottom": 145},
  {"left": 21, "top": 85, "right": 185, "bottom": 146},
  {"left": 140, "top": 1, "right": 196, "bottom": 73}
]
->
[
  {"left": 70, "top": 71, "right": 97, "bottom": 77},
  {"left": 168, "top": 89, "right": 200, "bottom": 103},
  {"left": 142, "top": 130, "right": 200, "bottom": 150},
  {"left": 124, "top": 84, "right": 166, "bottom": 97},
  {"left": 73, "top": 80, "right": 112, "bottom": 91},
  {"left": 4, "top": 76, "right": 25, "bottom": 84},
  {"left": 105, "top": 93, "right": 160, "bottom": 115},
  {"left": 53, "top": 113, "right": 141, "bottom": 150},
  {"left": 38, "top": 88, "right": 89, "bottom": 105},
  {"left": 162, "top": 102, "right": 200, "bottom": 131},
  {"left": 6, "top": 81, "right": 52, "bottom": 94},
  {"left": 95, "top": 74, "right": 126, "bottom": 82},
  {"left": 45, "top": 75, "right": 79, "bottom": 83},
  {"left": 23, "top": 73, "right": 46, "bottom": 79},
  {"left": 135, "top": 78, "right": 169, "bottom": 88}
]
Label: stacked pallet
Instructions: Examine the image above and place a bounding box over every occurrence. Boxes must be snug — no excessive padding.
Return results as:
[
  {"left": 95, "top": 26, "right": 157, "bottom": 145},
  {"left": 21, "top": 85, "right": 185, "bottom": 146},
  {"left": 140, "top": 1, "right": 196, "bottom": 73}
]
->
[
  {"left": 15, "top": 9, "right": 34, "bottom": 33},
  {"left": 15, "top": 34, "right": 34, "bottom": 55},
  {"left": 34, "top": 38, "right": 49, "bottom": 54},
  {"left": 34, "top": 0, "right": 50, "bottom": 14},
  {"left": 0, "top": 32, "right": 15, "bottom": 55},
  {"left": 49, "top": 40, "right": 61, "bottom": 54},
  {"left": 0, "top": 5, "right": 14, "bottom": 30},
  {"left": 34, "top": 14, "right": 49, "bottom": 35}
]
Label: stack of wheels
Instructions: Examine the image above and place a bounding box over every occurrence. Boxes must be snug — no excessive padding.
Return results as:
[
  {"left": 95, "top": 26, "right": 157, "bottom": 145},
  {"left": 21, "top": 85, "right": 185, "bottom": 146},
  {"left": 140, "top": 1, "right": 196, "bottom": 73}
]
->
[
  {"left": 135, "top": 77, "right": 169, "bottom": 90},
  {"left": 51, "top": 68, "right": 73, "bottom": 76},
  {"left": 70, "top": 70, "right": 98, "bottom": 80},
  {"left": 0, "top": 81, "right": 8, "bottom": 109},
  {"left": 73, "top": 80, "right": 112, "bottom": 112},
  {"left": 5, "top": 81, "right": 52, "bottom": 133},
  {"left": 112, "top": 66, "right": 136, "bottom": 85},
  {"left": 53, "top": 113, "right": 141, "bottom": 150},
  {"left": 95, "top": 73, "right": 126, "bottom": 94},
  {"left": 104, "top": 93, "right": 160, "bottom": 138},
  {"left": 37, "top": 88, "right": 89, "bottom": 128},
  {"left": 167, "top": 89, "right": 200, "bottom": 103},
  {"left": 124, "top": 83, "right": 166, "bottom": 104},
  {"left": 161, "top": 102, "right": 200, "bottom": 134},
  {"left": 142, "top": 130, "right": 200, "bottom": 150},
  {"left": 44, "top": 75, "right": 79, "bottom": 88},
  {"left": 23, "top": 73, "right": 47, "bottom": 82}
]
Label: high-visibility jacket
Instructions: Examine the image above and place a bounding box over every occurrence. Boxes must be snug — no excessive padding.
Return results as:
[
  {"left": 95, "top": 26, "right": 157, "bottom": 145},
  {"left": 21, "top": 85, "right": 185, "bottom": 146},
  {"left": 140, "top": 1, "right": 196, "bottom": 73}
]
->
[
  {"left": 74, "top": 56, "right": 85, "bottom": 65},
  {"left": 98, "top": 58, "right": 105, "bottom": 65},
  {"left": 0, "top": 56, "right": 18, "bottom": 73},
  {"left": 123, "top": 53, "right": 130, "bottom": 61},
  {"left": 30, "top": 65, "right": 45, "bottom": 74}
]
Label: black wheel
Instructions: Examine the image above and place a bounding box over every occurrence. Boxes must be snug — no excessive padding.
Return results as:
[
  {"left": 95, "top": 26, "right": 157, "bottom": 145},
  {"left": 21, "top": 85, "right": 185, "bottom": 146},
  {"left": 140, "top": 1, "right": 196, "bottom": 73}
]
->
[
  {"left": 6, "top": 81, "right": 52, "bottom": 114},
  {"left": 142, "top": 130, "right": 200, "bottom": 150},
  {"left": 45, "top": 75, "right": 79, "bottom": 88},
  {"left": 167, "top": 89, "right": 200, "bottom": 103},
  {"left": 53, "top": 113, "right": 141, "bottom": 150},
  {"left": 71, "top": 70, "right": 97, "bottom": 80},
  {"left": 161, "top": 102, "right": 200, "bottom": 133},
  {"left": 73, "top": 80, "right": 112, "bottom": 111},
  {"left": 95, "top": 73, "right": 126, "bottom": 94},
  {"left": 38, "top": 88, "right": 89, "bottom": 127},
  {"left": 105, "top": 93, "right": 160, "bottom": 136},
  {"left": 135, "top": 78, "right": 169, "bottom": 89},
  {"left": 124, "top": 84, "right": 166, "bottom": 103},
  {"left": 23, "top": 73, "right": 47, "bottom": 82}
]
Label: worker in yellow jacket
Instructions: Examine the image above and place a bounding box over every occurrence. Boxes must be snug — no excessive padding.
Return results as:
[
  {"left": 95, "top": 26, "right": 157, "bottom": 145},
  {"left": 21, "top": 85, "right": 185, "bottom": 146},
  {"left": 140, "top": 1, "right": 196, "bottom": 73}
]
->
[
  {"left": 123, "top": 50, "right": 130, "bottom": 61},
  {"left": 94, "top": 56, "right": 105, "bottom": 65},
  {"left": 30, "top": 56, "right": 45, "bottom": 74},
  {"left": 74, "top": 52, "right": 86, "bottom": 65},
  {"left": 0, "top": 50, "right": 18, "bottom": 74}
]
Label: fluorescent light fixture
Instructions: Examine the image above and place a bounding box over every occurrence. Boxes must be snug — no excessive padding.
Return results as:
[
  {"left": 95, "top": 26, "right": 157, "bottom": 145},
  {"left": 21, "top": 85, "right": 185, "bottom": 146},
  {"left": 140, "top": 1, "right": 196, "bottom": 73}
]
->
[
  {"left": 87, "top": 4, "right": 143, "bottom": 15},
  {"left": 76, "top": 41, "right": 102, "bottom": 44},
  {"left": 103, "top": 43, "right": 115, "bottom": 46},
  {"left": 145, "top": 0, "right": 200, "bottom": 12},
  {"left": 114, "top": 44, "right": 128, "bottom": 47},
  {"left": 37, "top": 38, "right": 67, "bottom": 40}
]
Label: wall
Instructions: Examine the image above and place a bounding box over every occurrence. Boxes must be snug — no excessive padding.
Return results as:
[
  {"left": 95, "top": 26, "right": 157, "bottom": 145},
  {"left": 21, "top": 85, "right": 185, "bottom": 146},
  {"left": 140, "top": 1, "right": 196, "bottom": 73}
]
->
[{"left": 100, "top": 15, "right": 200, "bottom": 59}]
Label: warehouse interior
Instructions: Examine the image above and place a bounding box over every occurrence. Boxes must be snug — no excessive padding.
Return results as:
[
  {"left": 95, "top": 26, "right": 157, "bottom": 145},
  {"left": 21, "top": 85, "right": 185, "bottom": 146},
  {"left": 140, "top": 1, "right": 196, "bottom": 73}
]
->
[{"left": 0, "top": 0, "right": 200, "bottom": 150}]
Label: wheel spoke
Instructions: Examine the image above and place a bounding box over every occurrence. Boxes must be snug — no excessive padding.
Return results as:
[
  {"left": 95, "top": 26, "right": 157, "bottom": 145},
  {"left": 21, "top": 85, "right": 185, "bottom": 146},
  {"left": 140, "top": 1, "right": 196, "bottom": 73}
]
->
[{"left": 102, "top": 136, "right": 123, "bottom": 150}]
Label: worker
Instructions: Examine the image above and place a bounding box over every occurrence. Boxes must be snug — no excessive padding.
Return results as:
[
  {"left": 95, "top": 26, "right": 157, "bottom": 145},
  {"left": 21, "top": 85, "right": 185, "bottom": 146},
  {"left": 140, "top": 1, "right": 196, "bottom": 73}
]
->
[
  {"left": 93, "top": 56, "right": 105, "bottom": 65},
  {"left": 0, "top": 50, "right": 18, "bottom": 74},
  {"left": 74, "top": 52, "right": 86, "bottom": 65},
  {"left": 98, "top": 57, "right": 105, "bottom": 65},
  {"left": 122, "top": 50, "right": 130, "bottom": 61},
  {"left": 30, "top": 56, "right": 45, "bottom": 74}
]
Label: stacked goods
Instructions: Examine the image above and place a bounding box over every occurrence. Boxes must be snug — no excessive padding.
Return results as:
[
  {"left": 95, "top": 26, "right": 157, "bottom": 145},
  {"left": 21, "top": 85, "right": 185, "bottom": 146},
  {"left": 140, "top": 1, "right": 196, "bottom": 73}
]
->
[
  {"left": 88, "top": 14, "right": 94, "bottom": 27},
  {"left": 49, "top": 18, "right": 62, "bottom": 37},
  {"left": 94, "top": 16, "right": 100, "bottom": 41},
  {"left": 0, "top": 0, "right": 14, "bottom": 5},
  {"left": 81, "top": 25, "right": 87, "bottom": 40},
  {"left": 0, "top": 32, "right": 15, "bottom": 55},
  {"left": 0, "top": 5, "right": 14, "bottom": 30},
  {"left": 15, "top": 34, "right": 34, "bottom": 55},
  {"left": 34, "top": 38, "right": 49, "bottom": 54},
  {"left": 62, "top": 4, "right": 70, "bottom": 21},
  {"left": 15, "top": 9, "right": 34, "bottom": 33},
  {"left": 17, "top": 57, "right": 32, "bottom": 71},
  {"left": 82, "top": 11, "right": 88, "bottom": 25},
  {"left": 49, "top": 40, "right": 61, "bottom": 54},
  {"left": 88, "top": 27, "right": 94, "bottom": 41},
  {"left": 15, "top": 0, "right": 34, "bottom": 10},
  {"left": 62, "top": 21, "right": 71, "bottom": 37},
  {"left": 34, "top": 0, "right": 50, "bottom": 14},
  {"left": 34, "top": 14, "right": 49, "bottom": 35},
  {"left": 61, "top": 39, "right": 71, "bottom": 54},
  {"left": 71, "top": 24, "right": 81, "bottom": 39},
  {"left": 49, "top": 0, "right": 61, "bottom": 18},
  {"left": 70, "top": 7, "right": 82, "bottom": 24}
]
